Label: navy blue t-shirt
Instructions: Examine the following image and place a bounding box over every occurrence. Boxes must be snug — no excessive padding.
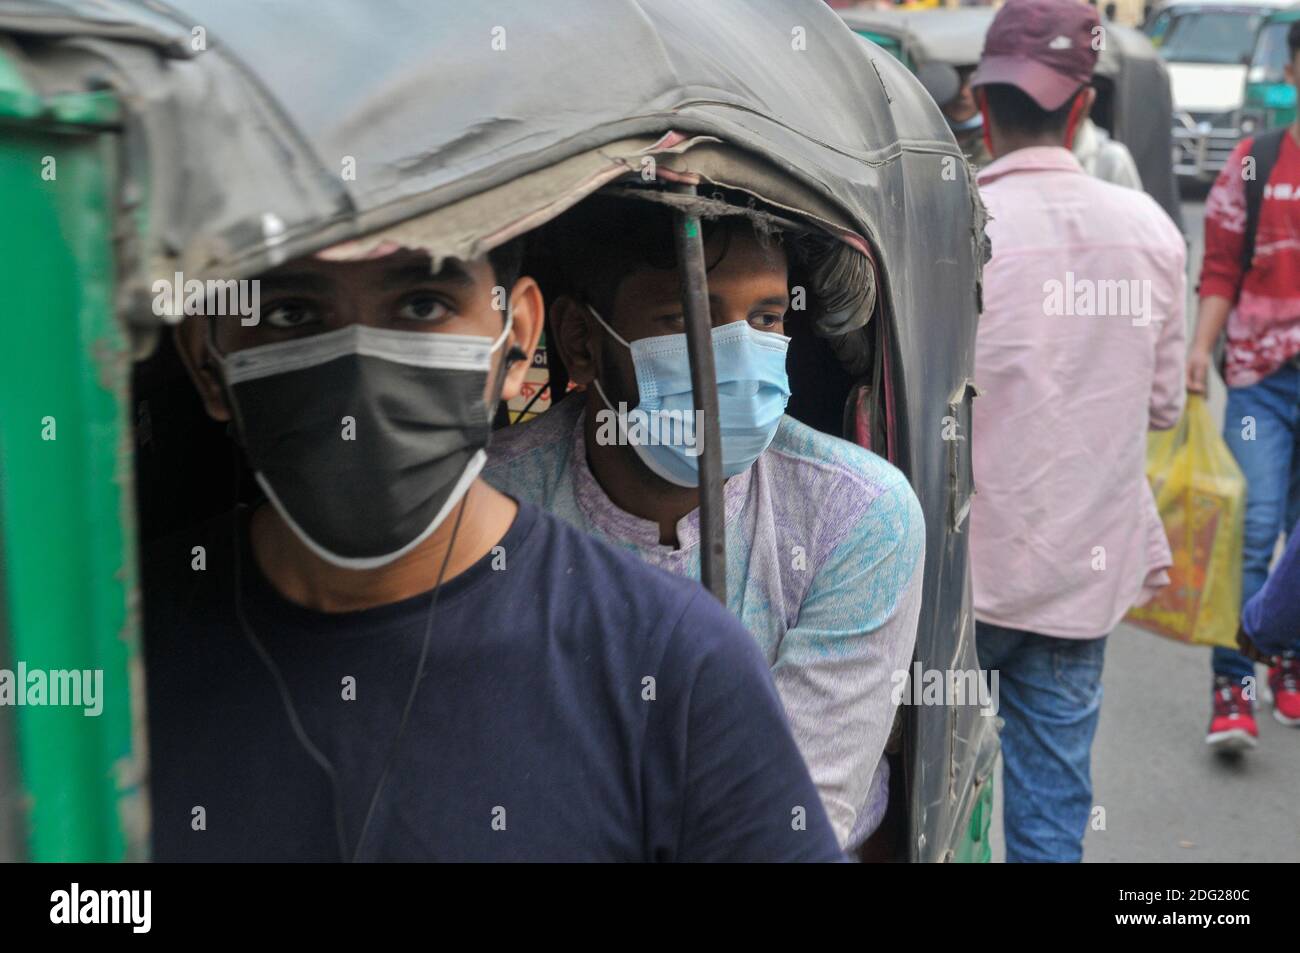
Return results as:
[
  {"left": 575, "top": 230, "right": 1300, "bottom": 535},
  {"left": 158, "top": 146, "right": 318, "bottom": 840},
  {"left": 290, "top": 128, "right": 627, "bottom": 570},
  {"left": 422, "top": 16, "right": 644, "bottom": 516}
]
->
[{"left": 143, "top": 500, "right": 842, "bottom": 861}]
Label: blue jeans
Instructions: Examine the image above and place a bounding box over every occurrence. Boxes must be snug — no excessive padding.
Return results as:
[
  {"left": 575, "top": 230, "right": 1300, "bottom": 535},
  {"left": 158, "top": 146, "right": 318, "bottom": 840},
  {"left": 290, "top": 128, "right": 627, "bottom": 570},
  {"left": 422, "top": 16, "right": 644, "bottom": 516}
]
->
[
  {"left": 976, "top": 622, "right": 1107, "bottom": 863},
  {"left": 1213, "top": 363, "right": 1300, "bottom": 681}
]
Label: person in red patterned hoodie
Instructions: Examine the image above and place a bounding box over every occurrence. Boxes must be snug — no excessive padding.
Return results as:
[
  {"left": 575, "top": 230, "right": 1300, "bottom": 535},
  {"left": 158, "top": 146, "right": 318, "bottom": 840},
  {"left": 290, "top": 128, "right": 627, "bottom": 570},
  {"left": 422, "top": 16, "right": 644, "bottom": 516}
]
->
[{"left": 1187, "top": 19, "right": 1300, "bottom": 752}]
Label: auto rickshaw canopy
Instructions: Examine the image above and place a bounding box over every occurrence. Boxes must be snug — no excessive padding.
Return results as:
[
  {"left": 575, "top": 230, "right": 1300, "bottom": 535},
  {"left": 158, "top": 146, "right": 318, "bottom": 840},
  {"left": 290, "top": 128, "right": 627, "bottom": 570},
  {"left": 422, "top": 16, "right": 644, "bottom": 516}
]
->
[{"left": 1, "top": 0, "right": 987, "bottom": 350}]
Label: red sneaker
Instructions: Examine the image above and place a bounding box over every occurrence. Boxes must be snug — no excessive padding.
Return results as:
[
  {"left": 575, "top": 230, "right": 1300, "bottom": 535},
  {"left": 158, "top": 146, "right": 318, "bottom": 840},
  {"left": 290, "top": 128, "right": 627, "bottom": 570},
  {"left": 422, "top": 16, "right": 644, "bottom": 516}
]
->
[
  {"left": 1268, "top": 653, "right": 1300, "bottom": 727},
  {"left": 1207, "top": 676, "right": 1258, "bottom": 751}
]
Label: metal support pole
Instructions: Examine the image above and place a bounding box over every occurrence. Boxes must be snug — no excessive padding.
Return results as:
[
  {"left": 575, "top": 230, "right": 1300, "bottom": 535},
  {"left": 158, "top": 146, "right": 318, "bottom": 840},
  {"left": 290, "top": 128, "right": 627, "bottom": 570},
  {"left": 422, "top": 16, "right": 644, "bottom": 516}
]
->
[{"left": 670, "top": 184, "right": 727, "bottom": 602}]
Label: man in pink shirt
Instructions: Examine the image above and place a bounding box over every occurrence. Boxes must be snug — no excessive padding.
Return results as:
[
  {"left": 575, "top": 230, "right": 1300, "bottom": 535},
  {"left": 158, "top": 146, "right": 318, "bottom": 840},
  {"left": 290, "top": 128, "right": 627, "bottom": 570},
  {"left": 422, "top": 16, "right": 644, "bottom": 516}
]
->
[{"left": 968, "top": 0, "right": 1186, "bottom": 862}]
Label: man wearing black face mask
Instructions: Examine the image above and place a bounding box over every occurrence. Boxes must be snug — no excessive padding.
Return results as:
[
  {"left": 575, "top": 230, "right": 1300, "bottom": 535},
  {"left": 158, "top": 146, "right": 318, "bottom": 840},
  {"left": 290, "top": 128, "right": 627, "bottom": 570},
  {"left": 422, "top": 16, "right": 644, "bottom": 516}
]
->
[{"left": 142, "top": 235, "right": 843, "bottom": 862}]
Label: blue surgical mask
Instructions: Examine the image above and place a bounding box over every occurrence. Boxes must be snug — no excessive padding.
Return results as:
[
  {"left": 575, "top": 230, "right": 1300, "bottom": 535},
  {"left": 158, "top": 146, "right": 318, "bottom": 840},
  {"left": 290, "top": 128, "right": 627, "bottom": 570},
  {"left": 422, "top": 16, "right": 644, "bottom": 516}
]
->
[
  {"left": 587, "top": 304, "right": 791, "bottom": 487},
  {"left": 948, "top": 111, "right": 983, "bottom": 134}
]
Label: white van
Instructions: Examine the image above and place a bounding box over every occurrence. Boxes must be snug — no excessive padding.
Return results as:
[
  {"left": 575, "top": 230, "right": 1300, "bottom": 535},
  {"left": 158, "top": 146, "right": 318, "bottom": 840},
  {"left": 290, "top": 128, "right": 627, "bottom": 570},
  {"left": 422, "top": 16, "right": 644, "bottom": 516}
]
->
[{"left": 1145, "top": 0, "right": 1292, "bottom": 180}]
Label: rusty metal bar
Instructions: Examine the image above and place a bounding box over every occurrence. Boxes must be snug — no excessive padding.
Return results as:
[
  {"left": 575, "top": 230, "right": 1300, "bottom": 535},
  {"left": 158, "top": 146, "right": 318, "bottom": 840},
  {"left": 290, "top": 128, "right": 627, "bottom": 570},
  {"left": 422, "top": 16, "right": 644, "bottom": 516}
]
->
[{"left": 670, "top": 183, "right": 726, "bottom": 602}]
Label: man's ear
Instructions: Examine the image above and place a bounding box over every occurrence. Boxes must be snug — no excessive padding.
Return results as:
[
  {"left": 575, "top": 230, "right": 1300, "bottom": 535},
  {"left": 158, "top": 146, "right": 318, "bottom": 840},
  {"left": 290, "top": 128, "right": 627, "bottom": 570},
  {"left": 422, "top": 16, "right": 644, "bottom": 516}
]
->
[
  {"left": 1287, "top": 57, "right": 1296, "bottom": 89},
  {"left": 549, "top": 294, "right": 601, "bottom": 386},
  {"left": 173, "top": 319, "right": 231, "bottom": 422},
  {"left": 498, "top": 275, "right": 545, "bottom": 403}
]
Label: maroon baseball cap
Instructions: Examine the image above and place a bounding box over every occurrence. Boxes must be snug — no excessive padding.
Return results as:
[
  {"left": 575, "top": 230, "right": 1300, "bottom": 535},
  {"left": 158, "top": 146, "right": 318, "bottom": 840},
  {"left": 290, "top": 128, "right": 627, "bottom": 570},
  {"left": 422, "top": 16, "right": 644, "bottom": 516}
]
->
[{"left": 970, "top": 0, "right": 1100, "bottom": 111}]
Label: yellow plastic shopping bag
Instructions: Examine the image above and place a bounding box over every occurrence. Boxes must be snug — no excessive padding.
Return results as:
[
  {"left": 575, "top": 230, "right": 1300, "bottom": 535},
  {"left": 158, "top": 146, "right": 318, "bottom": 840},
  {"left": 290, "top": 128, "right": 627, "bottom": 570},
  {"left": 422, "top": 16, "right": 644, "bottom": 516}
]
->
[{"left": 1126, "top": 395, "right": 1245, "bottom": 649}]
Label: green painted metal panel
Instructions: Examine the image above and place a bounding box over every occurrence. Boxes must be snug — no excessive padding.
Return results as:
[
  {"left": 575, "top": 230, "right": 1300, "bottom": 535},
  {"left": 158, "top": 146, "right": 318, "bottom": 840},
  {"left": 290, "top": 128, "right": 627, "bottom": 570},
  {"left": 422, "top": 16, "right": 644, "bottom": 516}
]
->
[
  {"left": 0, "top": 62, "right": 145, "bottom": 861},
  {"left": 950, "top": 773, "right": 993, "bottom": 863},
  {"left": 853, "top": 30, "right": 913, "bottom": 70}
]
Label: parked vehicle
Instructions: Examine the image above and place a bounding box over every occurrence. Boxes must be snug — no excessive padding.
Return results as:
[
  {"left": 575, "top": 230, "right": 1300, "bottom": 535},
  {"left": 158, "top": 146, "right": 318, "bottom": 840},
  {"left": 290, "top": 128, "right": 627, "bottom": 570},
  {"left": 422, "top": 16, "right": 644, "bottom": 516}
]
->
[
  {"left": 1241, "top": 4, "right": 1300, "bottom": 135},
  {"left": 1144, "top": 0, "right": 1291, "bottom": 180}
]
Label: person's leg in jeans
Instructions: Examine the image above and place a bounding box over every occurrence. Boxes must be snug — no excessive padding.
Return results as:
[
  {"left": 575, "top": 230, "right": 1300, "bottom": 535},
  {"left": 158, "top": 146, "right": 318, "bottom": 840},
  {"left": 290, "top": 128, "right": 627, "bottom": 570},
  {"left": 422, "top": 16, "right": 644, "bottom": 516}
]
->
[
  {"left": 1214, "top": 365, "right": 1300, "bottom": 682},
  {"left": 974, "top": 622, "right": 1022, "bottom": 857},
  {"left": 977, "top": 621, "right": 1107, "bottom": 863}
]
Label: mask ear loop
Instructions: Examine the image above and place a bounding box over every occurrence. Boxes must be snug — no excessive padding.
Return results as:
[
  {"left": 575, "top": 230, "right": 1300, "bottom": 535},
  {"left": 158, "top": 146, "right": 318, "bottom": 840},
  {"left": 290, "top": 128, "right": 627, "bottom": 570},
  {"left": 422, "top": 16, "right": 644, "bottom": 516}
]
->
[
  {"left": 485, "top": 299, "right": 517, "bottom": 414},
  {"left": 204, "top": 317, "right": 251, "bottom": 452},
  {"left": 585, "top": 303, "right": 636, "bottom": 439},
  {"left": 493, "top": 299, "right": 515, "bottom": 352},
  {"left": 586, "top": 302, "right": 632, "bottom": 350}
]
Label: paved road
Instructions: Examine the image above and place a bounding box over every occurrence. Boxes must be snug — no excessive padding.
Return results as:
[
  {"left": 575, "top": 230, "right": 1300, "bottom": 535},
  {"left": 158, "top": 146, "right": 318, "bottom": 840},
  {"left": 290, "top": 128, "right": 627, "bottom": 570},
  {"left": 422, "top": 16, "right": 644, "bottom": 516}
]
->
[{"left": 988, "top": 193, "right": 1300, "bottom": 862}]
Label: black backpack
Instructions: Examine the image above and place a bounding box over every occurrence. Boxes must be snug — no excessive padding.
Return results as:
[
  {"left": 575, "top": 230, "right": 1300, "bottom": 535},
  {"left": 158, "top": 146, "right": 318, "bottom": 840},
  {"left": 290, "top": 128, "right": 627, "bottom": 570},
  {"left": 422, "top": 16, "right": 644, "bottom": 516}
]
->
[
  {"left": 1211, "top": 127, "right": 1288, "bottom": 377},
  {"left": 1241, "top": 126, "right": 1289, "bottom": 280}
]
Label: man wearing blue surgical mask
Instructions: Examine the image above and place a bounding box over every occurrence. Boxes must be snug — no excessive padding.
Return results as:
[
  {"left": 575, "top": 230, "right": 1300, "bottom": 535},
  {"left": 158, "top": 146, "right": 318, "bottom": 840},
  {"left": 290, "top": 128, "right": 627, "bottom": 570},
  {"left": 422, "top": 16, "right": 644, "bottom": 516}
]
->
[
  {"left": 142, "top": 237, "right": 843, "bottom": 862},
  {"left": 486, "top": 196, "right": 926, "bottom": 853}
]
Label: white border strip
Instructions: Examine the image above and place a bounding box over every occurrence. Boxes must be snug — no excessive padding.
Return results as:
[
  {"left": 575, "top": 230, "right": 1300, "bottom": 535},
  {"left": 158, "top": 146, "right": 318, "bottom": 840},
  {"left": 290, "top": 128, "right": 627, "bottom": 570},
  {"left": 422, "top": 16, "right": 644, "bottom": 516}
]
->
[
  {"left": 253, "top": 450, "right": 487, "bottom": 571},
  {"left": 223, "top": 325, "right": 496, "bottom": 384}
]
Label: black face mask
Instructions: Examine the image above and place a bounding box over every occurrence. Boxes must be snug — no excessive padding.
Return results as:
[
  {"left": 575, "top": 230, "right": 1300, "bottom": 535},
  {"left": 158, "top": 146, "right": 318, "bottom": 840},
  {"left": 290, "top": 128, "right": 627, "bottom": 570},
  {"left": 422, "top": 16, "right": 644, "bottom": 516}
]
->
[{"left": 210, "top": 319, "right": 510, "bottom": 569}]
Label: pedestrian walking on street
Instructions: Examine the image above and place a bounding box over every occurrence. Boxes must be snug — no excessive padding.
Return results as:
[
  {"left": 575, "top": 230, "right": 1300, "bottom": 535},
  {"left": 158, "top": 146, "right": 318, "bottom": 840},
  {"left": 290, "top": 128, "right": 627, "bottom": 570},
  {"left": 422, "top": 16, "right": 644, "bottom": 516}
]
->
[
  {"left": 968, "top": 0, "right": 1187, "bottom": 862},
  {"left": 1188, "top": 20, "right": 1300, "bottom": 751}
]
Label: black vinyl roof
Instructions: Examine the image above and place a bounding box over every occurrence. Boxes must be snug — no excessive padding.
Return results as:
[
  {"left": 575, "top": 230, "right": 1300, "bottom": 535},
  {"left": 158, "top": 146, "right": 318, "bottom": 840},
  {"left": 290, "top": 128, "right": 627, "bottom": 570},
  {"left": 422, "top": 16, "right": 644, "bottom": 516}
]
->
[{"left": 3, "top": 0, "right": 973, "bottom": 279}]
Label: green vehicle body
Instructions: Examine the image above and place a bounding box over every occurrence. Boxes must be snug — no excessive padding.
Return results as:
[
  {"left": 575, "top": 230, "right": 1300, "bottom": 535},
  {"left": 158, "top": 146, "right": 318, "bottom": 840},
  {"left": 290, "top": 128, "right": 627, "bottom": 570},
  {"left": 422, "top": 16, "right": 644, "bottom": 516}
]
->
[
  {"left": 854, "top": 31, "right": 914, "bottom": 69},
  {"left": 0, "top": 3, "right": 994, "bottom": 864},
  {"left": 1243, "top": 8, "right": 1300, "bottom": 135},
  {"left": 0, "top": 56, "right": 146, "bottom": 861}
]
